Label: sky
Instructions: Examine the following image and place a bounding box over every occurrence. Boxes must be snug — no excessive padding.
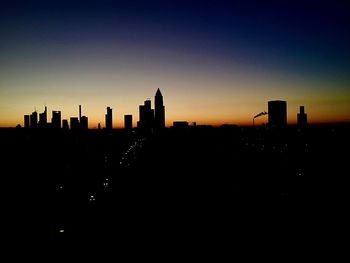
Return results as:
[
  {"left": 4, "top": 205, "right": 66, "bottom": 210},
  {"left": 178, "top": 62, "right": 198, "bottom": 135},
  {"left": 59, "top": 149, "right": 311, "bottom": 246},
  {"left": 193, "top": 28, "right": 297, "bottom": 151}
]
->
[{"left": 1, "top": 0, "right": 349, "bottom": 127}]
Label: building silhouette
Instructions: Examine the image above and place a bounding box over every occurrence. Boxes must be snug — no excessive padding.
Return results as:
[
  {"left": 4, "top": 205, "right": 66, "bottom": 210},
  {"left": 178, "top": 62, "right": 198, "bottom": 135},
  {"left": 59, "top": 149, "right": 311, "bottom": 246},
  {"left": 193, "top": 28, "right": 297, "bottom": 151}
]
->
[
  {"left": 124, "top": 115, "right": 132, "bottom": 130},
  {"left": 155, "top": 88, "right": 165, "bottom": 128},
  {"left": 105, "top": 107, "right": 112, "bottom": 131},
  {"left": 24, "top": 115, "right": 30, "bottom": 129},
  {"left": 80, "top": 116, "right": 88, "bottom": 130},
  {"left": 39, "top": 106, "right": 47, "bottom": 128},
  {"left": 138, "top": 99, "right": 154, "bottom": 130},
  {"left": 79, "top": 105, "right": 82, "bottom": 123},
  {"left": 70, "top": 117, "right": 79, "bottom": 130},
  {"left": 78, "top": 105, "right": 88, "bottom": 130},
  {"left": 52, "top": 111, "right": 61, "bottom": 129},
  {"left": 268, "top": 100, "right": 287, "bottom": 129},
  {"left": 62, "top": 119, "right": 69, "bottom": 130},
  {"left": 297, "top": 106, "right": 307, "bottom": 128},
  {"left": 30, "top": 111, "right": 38, "bottom": 129},
  {"left": 173, "top": 121, "right": 189, "bottom": 129}
]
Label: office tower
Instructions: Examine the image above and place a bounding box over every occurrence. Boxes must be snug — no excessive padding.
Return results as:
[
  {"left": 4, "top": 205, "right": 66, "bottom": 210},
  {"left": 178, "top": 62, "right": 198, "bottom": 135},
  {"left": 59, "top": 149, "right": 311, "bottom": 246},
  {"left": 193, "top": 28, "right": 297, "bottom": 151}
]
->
[
  {"left": 79, "top": 105, "right": 81, "bottom": 123},
  {"left": 78, "top": 105, "right": 88, "bottom": 130},
  {"left": 24, "top": 115, "right": 30, "bottom": 129},
  {"left": 52, "top": 111, "right": 61, "bottom": 129},
  {"left": 39, "top": 106, "right": 47, "bottom": 128},
  {"left": 62, "top": 119, "right": 69, "bottom": 130},
  {"left": 105, "top": 107, "right": 112, "bottom": 131},
  {"left": 297, "top": 106, "right": 307, "bottom": 128},
  {"left": 124, "top": 115, "right": 132, "bottom": 130},
  {"left": 30, "top": 111, "right": 38, "bottom": 129},
  {"left": 80, "top": 116, "right": 88, "bottom": 130},
  {"left": 268, "top": 100, "right": 287, "bottom": 128},
  {"left": 138, "top": 99, "right": 154, "bottom": 130},
  {"left": 70, "top": 117, "right": 79, "bottom": 130},
  {"left": 155, "top": 88, "right": 165, "bottom": 128}
]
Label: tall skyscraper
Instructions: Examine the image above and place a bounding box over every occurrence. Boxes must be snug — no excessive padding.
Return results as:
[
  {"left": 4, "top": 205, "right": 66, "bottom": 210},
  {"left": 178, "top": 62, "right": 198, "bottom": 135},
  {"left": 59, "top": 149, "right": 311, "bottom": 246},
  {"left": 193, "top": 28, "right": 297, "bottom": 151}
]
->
[
  {"left": 138, "top": 99, "right": 154, "bottom": 130},
  {"left": 297, "top": 106, "right": 307, "bottom": 128},
  {"left": 52, "top": 111, "right": 61, "bottom": 129},
  {"left": 154, "top": 88, "right": 165, "bottom": 128},
  {"left": 39, "top": 106, "right": 47, "bottom": 128},
  {"left": 124, "top": 115, "right": 132, "bottom": 130},
  {"left": 268, "top": 100, "right": 287, "bottom": 128},
  {"left": 24, "top": 115, "right": 30, "bottom": 129},
  {"left": 78, "top": 105, "right": 88, "bottom": 130},
  {"left": 79, "top": 105, "right": 82, "bottom": 123},
  {"left": 80, "top": 116, "right": 88, "bottom": 130},
  {"left": 105, "top": 107, "right": 112, "bottom": 131},
  {"left": 70, "top": 117, "right": 79, "bottom": 130},
  {"left": 30, "top": 111, "right": 38, "bottom": 129}
]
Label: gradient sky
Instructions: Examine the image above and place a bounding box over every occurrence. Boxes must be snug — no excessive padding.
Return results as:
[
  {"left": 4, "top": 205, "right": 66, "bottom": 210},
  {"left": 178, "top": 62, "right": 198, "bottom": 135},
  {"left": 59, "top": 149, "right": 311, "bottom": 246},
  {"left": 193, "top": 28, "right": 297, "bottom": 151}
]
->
[{"left": 1, "top": 0, "right": 349, "bottom": 127}]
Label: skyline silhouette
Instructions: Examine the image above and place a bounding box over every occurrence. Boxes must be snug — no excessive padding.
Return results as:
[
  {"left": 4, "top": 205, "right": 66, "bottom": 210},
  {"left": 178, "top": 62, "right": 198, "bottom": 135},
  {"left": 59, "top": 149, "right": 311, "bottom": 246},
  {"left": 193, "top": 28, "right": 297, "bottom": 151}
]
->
[{"left": 18, "top": 89, "right": 312, "bottom": 130}]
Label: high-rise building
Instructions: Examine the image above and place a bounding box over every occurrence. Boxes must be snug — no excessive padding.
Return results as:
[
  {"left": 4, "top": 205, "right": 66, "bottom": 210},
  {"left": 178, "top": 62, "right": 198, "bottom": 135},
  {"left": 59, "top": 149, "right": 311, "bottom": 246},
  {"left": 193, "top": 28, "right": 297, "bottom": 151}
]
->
[
  {"left": 80, "top": 116, "right": 88, "bottom": 130},
  {"left": 24, "top": 115, "right": 30, "bottom": 129},
  {"left": 30, "top": 111, "right": 38, "bottom": 129},
  {"left": 78, "top": 105, "right": 88, "bottom": 130},
  {"left": 138, "top": 99, "right": 154, "bottom": 130},
  {"left": 70, "top": 117, "right": 79, "bottom": 130},
  {"left": 62, "top": 119, "right": 69, "bottom": 130},
  {"left": 52, "top": 111, "right": 61, "bottom": 129},
  {"left": 154, "top": 88, "right": 165, "bottom": 128},
  {"left": 105, "top": 107, "right": 112, "bottom": 131},
  {"left": 268, "top": 100, "right": 287, "bottom": 128},
  {"left": 124, "top": 115, "right": 132, "bottom": 130},
  {"left": 39, "top": 106, "right": 47, "bottom": 128},
  {"left": 297, "top": 106, "right": 307, "bottom": 128}
]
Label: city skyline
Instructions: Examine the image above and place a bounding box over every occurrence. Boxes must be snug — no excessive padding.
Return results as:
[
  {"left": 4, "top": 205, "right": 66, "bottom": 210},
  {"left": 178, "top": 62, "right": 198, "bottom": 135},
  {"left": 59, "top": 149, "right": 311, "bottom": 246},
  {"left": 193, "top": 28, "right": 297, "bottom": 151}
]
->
[{"left": 1, "top": 1, "right": 350, "bottom": 127}]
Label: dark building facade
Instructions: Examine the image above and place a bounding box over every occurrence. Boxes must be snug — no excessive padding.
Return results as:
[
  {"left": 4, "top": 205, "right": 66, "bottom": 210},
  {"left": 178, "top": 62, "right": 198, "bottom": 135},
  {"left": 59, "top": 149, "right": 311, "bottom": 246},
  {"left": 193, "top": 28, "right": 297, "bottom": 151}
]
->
[
  {"left": 52, "top": 111, "right": 61, "bottom": 129},
  {"left": 24, "top": 115, "right": 30, "bottom": 129},
  {"left": 80, "top": 116, "right": 88, "bottom": 130},
  {"left": 268, "top": 100, "right": 287, "bottom": 128},
  {"left": 70, "top": 117, "right": 79, "bottom": 130},
  {"left": 30, "top": 111, "right": 38, "bottom": 129},
  {"left": 154, "top": 88, "right": 165, "bottom": 128},
  {"left": 138, "top": 99, "right": 154, "bottom": 130},
  {"left": 39, "top": 106, "right": 47, "bottom": 128},
  {"left": 297, "top": 106, "right": 307, "bottom": 128},
  {"left": 62, "top": 119, "right": 69, "bottom": 130},
  {"left": 105, "top": 107, "right": 112, "bottom": 131},
  {"left": 124, "top": 115, "right": 132, "bottom": 130}
]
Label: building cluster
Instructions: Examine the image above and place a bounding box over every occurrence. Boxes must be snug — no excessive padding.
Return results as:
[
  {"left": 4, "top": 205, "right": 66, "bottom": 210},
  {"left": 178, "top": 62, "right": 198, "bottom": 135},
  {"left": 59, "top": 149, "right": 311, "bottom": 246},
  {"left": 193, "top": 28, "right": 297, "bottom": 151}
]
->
[
  {"left": 137, "top": 88, "right": 165, "bottom": 131},
  {"left": 23, "top": 89, "right": 166, "bottom": 131},
  {"left": 23, "top": 90, "right": 308, "bottom": 131},
  {"left": 267, "top": 100, "right": 307, "bottom": 129}
]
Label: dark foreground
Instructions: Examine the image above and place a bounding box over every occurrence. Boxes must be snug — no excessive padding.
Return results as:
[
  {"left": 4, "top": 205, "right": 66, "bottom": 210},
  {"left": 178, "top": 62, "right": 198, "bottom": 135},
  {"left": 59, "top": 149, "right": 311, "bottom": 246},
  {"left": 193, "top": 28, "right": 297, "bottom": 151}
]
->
[{"left": 2, "top": 124, "right": 349, "bottom": 252}]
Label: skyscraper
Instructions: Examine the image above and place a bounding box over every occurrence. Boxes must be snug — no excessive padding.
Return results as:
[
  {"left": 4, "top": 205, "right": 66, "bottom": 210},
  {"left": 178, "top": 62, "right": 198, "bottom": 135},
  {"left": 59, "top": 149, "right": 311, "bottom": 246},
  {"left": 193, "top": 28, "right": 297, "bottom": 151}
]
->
[
  {"left": 70, "top": 117, "right": 79, "bottom": 130},
  {"left": 39, "top": 106, "right": 47, "bottom": 128},
  {"left": 124, "top": 115, "right": 132, "bottom": 130},
  {"left": 138, "top": 99, "right": 154, "bottom": 130},
  {"left": 154, "top": 88, "right": 165, "bottom": 128},
  {"left": 105, "top": 107, "right": 112, "bottom": 131},
  {"left": 30, "top": 111, "right": 38, "bottom": 129},
  {"left": 24, "top": 115, "right": 30, "bottom": 129},
  {"left": 268, "top": 100, "right": 287, "bottom": 128},
  {"left": 297, "top": 106, "right": 307, "bottom": 128},
  {"left": 52, "top": 111, "right": 61, "bottom": 129},
  {"left": 80, "top": 116, "right": 88, "bottom": 130}
]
